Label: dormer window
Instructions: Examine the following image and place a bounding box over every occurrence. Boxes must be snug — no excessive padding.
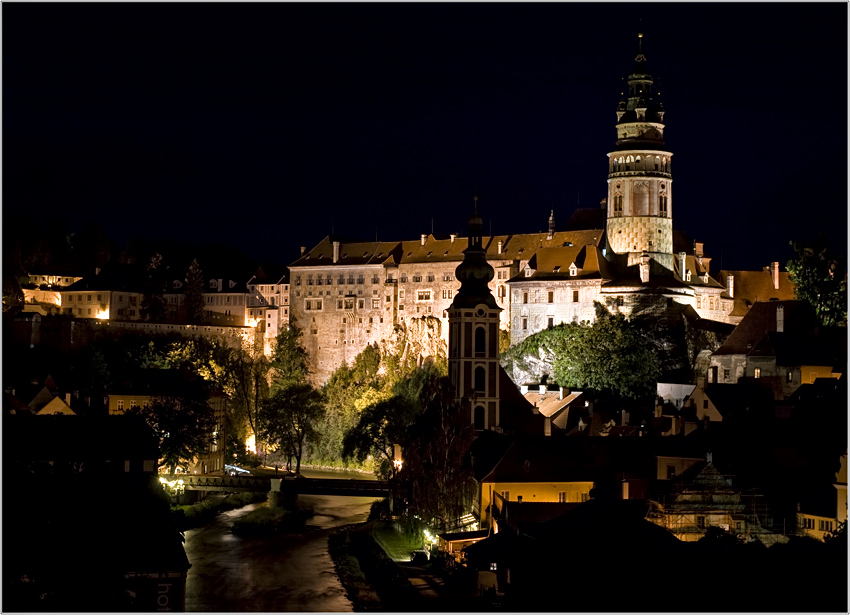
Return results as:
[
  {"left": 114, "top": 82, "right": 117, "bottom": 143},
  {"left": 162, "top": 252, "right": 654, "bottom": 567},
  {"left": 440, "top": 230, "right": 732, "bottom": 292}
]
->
[
  {"left": 229, "top": 280, "right": 236, "bottom": 289},
  {"left": 553, "top": 266, "right": 561, "bottom": 273},
  {"left": 569, "top": 264, "right": 578, "bottom": 277},
  {"left": 685, "top": 270, "right": 692, "bottom": 282},
  {"left": 173, "top": 280, "right": 182, "bottom": 289},
  {"left": 209, "top": 280, "right": 217, "bottom": 289},
  {"left": 525, "top": 268, "right": 533, "bottom": 278}
]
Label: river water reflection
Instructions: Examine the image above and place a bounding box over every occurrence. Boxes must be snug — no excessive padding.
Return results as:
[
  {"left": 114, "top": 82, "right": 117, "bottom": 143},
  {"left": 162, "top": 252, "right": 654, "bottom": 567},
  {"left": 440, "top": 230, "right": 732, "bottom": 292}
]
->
[{"left": 184, "top": 468, "right": 378, "bottom": 612}]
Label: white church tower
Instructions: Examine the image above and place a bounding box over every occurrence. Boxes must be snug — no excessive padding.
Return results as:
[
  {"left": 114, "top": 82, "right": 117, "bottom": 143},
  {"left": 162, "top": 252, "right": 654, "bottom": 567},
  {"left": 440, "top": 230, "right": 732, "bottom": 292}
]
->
[{"left": 606, "top": 33, "right": 675, "bottom": 273}]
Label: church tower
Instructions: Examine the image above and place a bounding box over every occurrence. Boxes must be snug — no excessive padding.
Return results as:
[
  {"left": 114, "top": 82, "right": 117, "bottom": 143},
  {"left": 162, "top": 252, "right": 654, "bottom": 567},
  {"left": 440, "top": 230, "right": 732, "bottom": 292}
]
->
[
  {"left": 606, "top": 33, "right": 675, "bottom": 271},
  {"left": 449, "top": 196, "right": 503, "bottom": 431}
]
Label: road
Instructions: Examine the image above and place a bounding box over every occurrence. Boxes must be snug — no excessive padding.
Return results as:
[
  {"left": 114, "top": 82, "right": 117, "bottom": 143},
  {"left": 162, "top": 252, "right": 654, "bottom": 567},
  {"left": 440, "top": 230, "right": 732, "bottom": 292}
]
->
[{"left": 183, "top": 468, "right": 378, "bottom": 612}]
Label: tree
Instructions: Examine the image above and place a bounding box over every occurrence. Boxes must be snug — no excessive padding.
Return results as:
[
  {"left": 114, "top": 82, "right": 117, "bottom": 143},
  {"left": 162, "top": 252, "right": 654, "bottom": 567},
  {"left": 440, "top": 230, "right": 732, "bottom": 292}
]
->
[
  {"left": 552, "top": 311, "right": 661, "bottom": 402},
  {"left": 258, "top": 383, "right": 324, "bottom": 474},
  {"left": 128, "top": 387, "right": 216, "bottom": 474},
  {"left": 141, "top": 253, "right": 167, "bottom": 322},
  {"left": 184, "top": 259, "right": 205, "bottom": 324},
  {"left": 269, "top": 325, "right": 309, "bottom": 393},
  {"left": 396, "top": 375, "right": 475, "bottom": 530},
  {"left": 342, "top": 395, "right": 418, "bottom": 479},
  {"left": 228, "top": 335, "right": 270, "bottom": 456},
  {"left": 787, "top": 235, "right": 847, "bottom": 327}
]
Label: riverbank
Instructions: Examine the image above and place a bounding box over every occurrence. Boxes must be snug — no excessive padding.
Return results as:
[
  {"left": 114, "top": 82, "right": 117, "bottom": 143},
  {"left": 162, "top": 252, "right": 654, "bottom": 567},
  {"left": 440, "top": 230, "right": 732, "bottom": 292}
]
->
[{"left": 329, "top": 521, "right": 420, "bottom": 611}]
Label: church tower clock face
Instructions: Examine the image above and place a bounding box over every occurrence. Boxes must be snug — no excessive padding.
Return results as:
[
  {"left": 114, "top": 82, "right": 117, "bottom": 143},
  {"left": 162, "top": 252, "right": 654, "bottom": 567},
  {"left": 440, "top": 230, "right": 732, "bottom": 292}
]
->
[{"left": 606, "top": 34, "right": 674, "bottom": 271}]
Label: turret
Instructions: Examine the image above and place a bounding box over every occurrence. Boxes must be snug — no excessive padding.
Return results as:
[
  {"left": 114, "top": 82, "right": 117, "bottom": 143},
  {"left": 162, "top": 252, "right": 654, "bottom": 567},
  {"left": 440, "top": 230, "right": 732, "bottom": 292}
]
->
[{"left": 606, "top": 33, "right": 675, "bottom": 270}]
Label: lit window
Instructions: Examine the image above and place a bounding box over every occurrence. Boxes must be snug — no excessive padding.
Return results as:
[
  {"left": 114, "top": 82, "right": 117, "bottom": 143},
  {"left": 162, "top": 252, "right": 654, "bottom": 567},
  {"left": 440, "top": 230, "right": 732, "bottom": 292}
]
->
[{"left": 754, "top": 368, "right": 761, "bottom": 379}]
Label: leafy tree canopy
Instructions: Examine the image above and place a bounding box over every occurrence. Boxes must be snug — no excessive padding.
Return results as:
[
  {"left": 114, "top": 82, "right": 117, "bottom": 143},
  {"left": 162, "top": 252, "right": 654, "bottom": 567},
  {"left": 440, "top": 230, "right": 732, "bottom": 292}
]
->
[
  {"left": 128, "top": 383, "right": 216, "bottom": 474},
  {"left": 787, "top": 235, "right": 847, "bottom": 327},
  {"left": 269, "top": 326, "right": 309, "bottom": 393},
  {"left": 258, "top": 382, "right": 324, "bottom": 474},
  {"left": 552, "top": 311, "right": 661, "bottom": 402}
]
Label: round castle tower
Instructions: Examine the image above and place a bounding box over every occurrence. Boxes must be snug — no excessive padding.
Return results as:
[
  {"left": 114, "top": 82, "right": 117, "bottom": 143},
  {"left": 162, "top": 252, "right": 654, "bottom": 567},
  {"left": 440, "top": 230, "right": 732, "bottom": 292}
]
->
[{"left": 606, "top": 33, "right": 675, "bottom": 271}]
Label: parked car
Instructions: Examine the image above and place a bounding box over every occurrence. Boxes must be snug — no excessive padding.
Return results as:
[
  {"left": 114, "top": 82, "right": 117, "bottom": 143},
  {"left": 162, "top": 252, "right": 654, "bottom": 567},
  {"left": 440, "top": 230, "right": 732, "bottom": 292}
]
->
[
  {"left": 409, "top": 549, "right": 430, "bottom": 565},
  {"left": 225, "top": 464, "right": 252, "bottom": 477}
]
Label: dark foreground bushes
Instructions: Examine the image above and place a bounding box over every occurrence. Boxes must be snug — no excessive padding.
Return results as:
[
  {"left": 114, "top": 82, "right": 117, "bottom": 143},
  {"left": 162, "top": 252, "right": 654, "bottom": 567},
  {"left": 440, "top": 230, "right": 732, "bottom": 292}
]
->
[{"left": 329, "top": 522, "right": 418, "bottom": 611}]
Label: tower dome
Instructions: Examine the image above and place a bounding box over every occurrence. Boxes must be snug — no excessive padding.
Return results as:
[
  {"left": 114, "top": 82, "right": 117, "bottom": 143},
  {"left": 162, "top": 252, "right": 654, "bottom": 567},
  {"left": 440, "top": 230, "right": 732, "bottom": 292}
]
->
[{"left": 452, "top": 196, "right": 499, "bottom": 310}]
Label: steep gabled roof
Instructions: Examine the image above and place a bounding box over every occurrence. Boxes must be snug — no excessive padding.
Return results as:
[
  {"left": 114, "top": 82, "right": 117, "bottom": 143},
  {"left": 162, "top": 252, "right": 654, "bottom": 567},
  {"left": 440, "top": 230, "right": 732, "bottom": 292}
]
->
[
  {"left": 289, "top": 236, "right": 403, "bottom": 268},
  {"left": 713, "top": 300, "right": 814, "bottom": 356},
  {"left": 65, "top": 263, "right": 145, "bottom": 293},
  {"left": 510, "top": 244, "right": 613, "bottom": 282},
  {"left": 719, "top": 267, "right": 796, "bottom": 318}
]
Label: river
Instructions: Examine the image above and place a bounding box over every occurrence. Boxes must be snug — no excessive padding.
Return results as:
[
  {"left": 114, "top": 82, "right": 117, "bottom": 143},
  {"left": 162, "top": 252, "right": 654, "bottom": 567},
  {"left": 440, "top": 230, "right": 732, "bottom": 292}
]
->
[{"left": 183, "top": 468, "right": 378, "bottom": 612}]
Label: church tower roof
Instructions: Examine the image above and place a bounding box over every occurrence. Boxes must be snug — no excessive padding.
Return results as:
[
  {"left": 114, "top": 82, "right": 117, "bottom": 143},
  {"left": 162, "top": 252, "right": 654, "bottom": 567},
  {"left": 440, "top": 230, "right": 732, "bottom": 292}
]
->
[
  {"left": 452, "top": 196, "right": 500, "bottom": 310},
  {"left": 614, "top": 32, "right": 666, "bottom": 144}
]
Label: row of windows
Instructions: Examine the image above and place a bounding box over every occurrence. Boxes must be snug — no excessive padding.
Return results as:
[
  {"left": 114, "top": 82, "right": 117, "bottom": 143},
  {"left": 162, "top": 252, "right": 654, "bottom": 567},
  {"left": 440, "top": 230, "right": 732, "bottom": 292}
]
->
[
  {"left": 250, "top": 285, "right": 288, "bottom": 294},
  {"left": 205, "top": 295, "right": 244, "bottom": 305},
  {"left": 32, "top": 276, "right": 75, "bottom": 285},
  {"left": 696, "top": 295, "right": 720, "bottom": 310},
  {"left": 65, "top": 293, "right": 133, "bottom": 304},
  {"left": 297, "top": 273, "right": 458, "bottom": 285},
  {"left": 611, "top": 155, "right": 670, "bottom": 173},
  {"left": 520, "top": 290, "right": 582, "bottom": 304},
  {"left": 610, "top": 194, "right": 669, "bottom": 218}
]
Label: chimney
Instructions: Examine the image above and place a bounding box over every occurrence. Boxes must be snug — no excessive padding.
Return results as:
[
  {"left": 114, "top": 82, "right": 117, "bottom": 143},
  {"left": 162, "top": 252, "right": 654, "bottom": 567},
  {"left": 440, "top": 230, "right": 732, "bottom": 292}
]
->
[
  {"left": 497, "top": 240, "right": 503, "bottom": 254},
  {"left": 621, "top": 409, "right": 630, "bottom": 426},
  {"left": 332, "top": 241, "right": 340, "bottom": 263},
  {"left": 95, "top": 267, "right": 101, "bottom": 276},
  {"left": 539, "top": 384, "right": 547, "bottom": 396},
  {"left": 776, "top": 304, "right": 785, "bottom": 333},
  {"left": 450, "top": 233, "right": 457, "bottom": 243},
  {"left": 639, "top": 252, "right": 650, "bottom": 284},
  {"left": 544, "top": 416, "right": 552, "bottom": 437},
  {"left": 706, "top": 451, "right": 713, "bottom": 464},
  {"left": 559, "top": 387, "right": 565, "bottom": 400},
  {"left": 421, "top": 234, "right": 427, "bottom": 246},
  {"left": 532, "top": 404, "right": 539, "bottom": 414},
  {"left": 679, "top": 252, "right": 687, "bottom": 279},
  {"left": 694, "top": 242, "right": 704, "bottom": 258},
  {"left": 600, "top": 197, "right": 607, "bottom": 209},
  {"left": 520, "top": 384, "right": 528, "bottom": 395},
  {"left": 300, "top": 246, "right": 306, "bottom": 256},
  {"left": 621, "top": 480, "right": 630, "bottom": 500},
  {"left": 770, "top": 261, "right": 779, "bottom": 290},
  {"left": 726, "top": 274, "right": 734, "bottom": 298},
  {"left": 65, "top": 392, "right": 72, "bottom": 406},
  {"left": 547, "top": 210, "right": 555, "bottom": 240}
]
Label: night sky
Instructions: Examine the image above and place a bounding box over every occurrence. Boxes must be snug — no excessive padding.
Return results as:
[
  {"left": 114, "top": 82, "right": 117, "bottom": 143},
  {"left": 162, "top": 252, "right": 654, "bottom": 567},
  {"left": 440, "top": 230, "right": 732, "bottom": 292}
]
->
[{"left": 4, "top": 3, "right": 847, "bottom": 272}]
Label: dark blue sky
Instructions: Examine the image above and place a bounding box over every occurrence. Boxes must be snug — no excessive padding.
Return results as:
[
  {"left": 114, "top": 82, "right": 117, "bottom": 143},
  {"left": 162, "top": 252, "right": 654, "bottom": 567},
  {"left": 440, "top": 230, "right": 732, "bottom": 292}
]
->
[{"left": 4, "top": 3, "right": 847, "bottom": 271}]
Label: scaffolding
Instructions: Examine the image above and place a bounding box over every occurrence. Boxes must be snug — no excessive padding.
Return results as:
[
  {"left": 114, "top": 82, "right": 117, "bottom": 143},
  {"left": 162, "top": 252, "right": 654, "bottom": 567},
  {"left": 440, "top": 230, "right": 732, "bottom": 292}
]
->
[{"left": 646, "top": 464, "right": 780, "bottom": 543}]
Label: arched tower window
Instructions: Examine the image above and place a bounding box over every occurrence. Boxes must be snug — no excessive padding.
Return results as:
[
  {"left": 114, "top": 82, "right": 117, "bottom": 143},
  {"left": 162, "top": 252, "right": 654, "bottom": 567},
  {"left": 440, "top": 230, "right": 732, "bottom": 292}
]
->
[
  {"left": 654, "top": 157, "right": 660, "bottom": 171},
  {"left": 474, "top": 406, "right": 485, "bottom": 430},
  {"left": 475, "top": 326, "right": 486, "bottom": 356},
  {"left": 474, "top": 366, "right": 486, "bottom": 392},
  {"left": 659, "top": 195, "right": 668, "bottom": 216}
]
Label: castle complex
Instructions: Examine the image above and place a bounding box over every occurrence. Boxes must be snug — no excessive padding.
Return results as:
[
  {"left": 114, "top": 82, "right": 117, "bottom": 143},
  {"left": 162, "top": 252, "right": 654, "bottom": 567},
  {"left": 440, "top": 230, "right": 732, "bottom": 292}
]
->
[
  {"left": 289, "top": 35, "right": 746, "bottom": 384},
  {"left": 39, "top": 36, "right": 793, "bottom": 386}
]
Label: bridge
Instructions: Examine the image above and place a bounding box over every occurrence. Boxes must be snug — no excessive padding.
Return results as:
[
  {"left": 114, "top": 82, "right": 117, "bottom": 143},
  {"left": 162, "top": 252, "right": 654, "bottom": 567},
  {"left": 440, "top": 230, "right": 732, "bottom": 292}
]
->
[{"left": 163, "top": 474, "right": 388, "bottom": 498}]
